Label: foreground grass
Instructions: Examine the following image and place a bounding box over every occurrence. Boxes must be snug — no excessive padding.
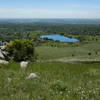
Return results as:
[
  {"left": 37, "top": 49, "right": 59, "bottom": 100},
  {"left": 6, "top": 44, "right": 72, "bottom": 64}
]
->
[{"left": 0, "top": 62, "right": 100, "bottom": 100}]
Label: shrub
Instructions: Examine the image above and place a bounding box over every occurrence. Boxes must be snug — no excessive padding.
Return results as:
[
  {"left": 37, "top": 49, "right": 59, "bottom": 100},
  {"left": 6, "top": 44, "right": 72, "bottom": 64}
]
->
[
  {"left": 51, "top": 80, "right": 67, "bottom": 92},
  {"left": 6, "top": 39, "right": 35, "bottom": 62},
  {"left": 88, "top": 52, "right": 91, "bottom": 56}
]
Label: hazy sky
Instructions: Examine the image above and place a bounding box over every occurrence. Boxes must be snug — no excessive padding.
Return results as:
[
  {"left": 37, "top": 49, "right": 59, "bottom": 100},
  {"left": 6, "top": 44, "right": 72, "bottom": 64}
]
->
[{"left": 0, "top": 0, "right": 100, "bottom": 18}]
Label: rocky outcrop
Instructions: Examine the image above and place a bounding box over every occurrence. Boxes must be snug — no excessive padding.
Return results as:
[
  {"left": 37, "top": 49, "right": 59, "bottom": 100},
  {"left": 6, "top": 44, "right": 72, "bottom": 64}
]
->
[
  {"left": 0, "top": 46, "right": 9, "bottom": 64},
  {"left": 0, "top": 45, "right": 9, "bottom": 60},
  {"left": 0, "top": 50, "right": 5, "bottom": 60},
  {"left": 0, "top": 60, "right": 9, "bottom": 64}
]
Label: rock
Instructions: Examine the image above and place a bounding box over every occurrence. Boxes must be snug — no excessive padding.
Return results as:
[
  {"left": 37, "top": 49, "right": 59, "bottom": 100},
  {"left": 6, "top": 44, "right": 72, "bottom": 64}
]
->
[
  {"left": 0, "top": 50, "right": 5, "bottom": 60},
  {"left": 0, "top": 60, "right": 9, "bottom": 64},
  {"left": 20, "top": 61, "right": 28, "bottom": 68},
  {"left": 27, "top": 73, "right": 38, "bottom": 79},
  {"left": 6, "top": 77, "right": 12, "bottom": 83},
  {"left": 0, "top": 45, "right": 6, "bottom": 50}
]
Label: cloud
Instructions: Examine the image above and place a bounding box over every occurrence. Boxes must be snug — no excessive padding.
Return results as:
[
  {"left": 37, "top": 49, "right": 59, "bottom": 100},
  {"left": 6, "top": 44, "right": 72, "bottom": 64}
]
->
[
  {"left": 64, "top": 4, "right": 100, "bottom": 10},
  {"left": 0, "top": 8, "right": 100, "bottom": 18}
]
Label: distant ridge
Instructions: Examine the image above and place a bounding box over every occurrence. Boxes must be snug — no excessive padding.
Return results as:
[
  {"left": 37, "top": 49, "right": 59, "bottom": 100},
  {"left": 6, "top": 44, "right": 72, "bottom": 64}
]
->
[{"left": 0, "top": 18, "right": 100, "bottom": 24}]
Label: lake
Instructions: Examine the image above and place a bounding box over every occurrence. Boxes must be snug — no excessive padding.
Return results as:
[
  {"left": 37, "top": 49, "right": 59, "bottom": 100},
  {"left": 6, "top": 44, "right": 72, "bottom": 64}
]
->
[{"left": 40, "top": 34, "right": 79, "bottom": 42}]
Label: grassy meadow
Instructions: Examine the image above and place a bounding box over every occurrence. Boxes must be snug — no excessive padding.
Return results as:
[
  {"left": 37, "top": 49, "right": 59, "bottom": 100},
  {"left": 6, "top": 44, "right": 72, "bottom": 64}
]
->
[
  {"left": 0, "top": 37, "right": 100, "bottom": 100},
  {"left": 36, "top": 41, "right": 100, "bottom": 61},
  {"left": 0, "top": 61, "right": 100, "bottom": 100}
]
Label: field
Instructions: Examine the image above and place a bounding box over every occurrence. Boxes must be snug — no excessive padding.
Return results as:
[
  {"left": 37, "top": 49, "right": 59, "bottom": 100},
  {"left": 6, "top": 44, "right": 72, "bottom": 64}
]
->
[
  {"left": 36, "top": 41, "right": 100, "bottom": 61},
  {"left": 0, "top": 37, "right": 100, "bottom": 100},
  {"left": 0, "top": 61, "right": 100, "bottom": 100},
  {"left": 0, "top": 22, "right": 100, "bottom": 100}
]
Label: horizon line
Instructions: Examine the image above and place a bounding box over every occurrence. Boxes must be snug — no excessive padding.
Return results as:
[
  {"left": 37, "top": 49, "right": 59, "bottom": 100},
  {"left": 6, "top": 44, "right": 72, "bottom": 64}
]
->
[{"left": 0, "top": 18, "right": 100, "bottom": 19}]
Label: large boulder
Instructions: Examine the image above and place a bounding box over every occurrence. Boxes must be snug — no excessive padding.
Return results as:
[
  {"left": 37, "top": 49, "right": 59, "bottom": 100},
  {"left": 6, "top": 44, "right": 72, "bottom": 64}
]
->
[
  {"left": 0, "top": 48, "right": 9, "bottom": 64},
  {"left": 0, "top": 49, "right": 9, "bottom": 60},
  {"left": 0, "top": 50, "right": 5, "bottom": 60},
  {"left": 0, "top": 45, "right": 6, "bottom": 50}
]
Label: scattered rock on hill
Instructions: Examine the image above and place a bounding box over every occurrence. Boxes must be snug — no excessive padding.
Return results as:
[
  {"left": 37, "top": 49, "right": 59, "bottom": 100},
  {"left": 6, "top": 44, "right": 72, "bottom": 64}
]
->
[
  {"left": 20, "top": 61, "right": 28, "bottom": 68},
  {"left": 6, "top": 77, "right": 12, "bottom": 83},
  {"left": 0, "top": 50, "right": 5, "bottom": 60},
  {"left": 0, "top": 45, "right": 6, "bottom": 50},
  {"left": 0, "top": 49, "right": 9, "bottom": 64},
  {"left": 27, "top": 73, "right": 38, "bottom": 79},
  {"left": 0, "top": 60, "right": 9, "bottom": 64}
]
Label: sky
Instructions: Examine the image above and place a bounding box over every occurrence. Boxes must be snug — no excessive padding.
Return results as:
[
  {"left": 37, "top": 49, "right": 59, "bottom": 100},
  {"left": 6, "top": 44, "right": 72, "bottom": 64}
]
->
[{"left": 0, "top": 0, "right": 100, "bottom": 18}]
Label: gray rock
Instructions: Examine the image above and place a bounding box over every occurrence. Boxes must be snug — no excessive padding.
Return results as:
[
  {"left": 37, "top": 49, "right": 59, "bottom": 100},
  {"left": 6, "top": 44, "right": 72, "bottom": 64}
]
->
[
  {"left": 27, "top": 73, "right": 38, "bottom": 79},
  {"left": 20, "top": 61, "right": 28, "bottom": 68},
  {"left": 0, "top": 60, "right": 9, "bottom": 64},
  {"left": 0, "top": 50, "right": 5, "bottom": 60}
]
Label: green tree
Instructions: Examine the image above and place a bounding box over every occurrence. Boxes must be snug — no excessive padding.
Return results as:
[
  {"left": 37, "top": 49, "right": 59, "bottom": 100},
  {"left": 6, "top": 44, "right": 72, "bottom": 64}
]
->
[{"left": 6, "top": 39, "right": 35, "bottom": 62}]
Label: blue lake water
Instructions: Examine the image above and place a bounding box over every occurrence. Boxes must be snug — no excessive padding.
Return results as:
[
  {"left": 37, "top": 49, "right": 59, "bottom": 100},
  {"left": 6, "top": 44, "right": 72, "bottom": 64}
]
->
[{"left": 40, "top": 34, "right": 79, "bottom": 42}]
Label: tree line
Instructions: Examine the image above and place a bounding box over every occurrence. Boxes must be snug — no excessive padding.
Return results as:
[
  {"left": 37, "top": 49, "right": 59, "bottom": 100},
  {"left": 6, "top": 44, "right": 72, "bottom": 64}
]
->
[{"left": 0, "top": 22, "right": 100, "bottom": 41}]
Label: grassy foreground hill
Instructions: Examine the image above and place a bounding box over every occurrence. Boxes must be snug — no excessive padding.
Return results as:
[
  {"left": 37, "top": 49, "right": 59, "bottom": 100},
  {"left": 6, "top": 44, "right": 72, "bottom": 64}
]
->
[{"left": 0, "top": 61, "right": 100, "bottom": 100}]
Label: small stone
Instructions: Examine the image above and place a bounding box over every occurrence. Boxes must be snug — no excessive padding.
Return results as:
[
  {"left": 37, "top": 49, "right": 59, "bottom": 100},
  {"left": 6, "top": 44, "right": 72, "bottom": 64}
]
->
[
  {"left": 27, "top": 73, "right": 38, "bottom": 79},
  {"left": 20, "top": 61, "right": 28, "bottom": 68},
  {"left": 7, "top": 77, "right": 12, "bottom": 83}
]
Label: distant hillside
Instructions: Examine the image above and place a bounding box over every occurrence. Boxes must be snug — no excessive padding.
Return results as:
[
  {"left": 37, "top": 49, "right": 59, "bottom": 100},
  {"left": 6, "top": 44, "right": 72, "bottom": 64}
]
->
[{"left": 0, "top": 18, "right": 100, "bottom": 24}]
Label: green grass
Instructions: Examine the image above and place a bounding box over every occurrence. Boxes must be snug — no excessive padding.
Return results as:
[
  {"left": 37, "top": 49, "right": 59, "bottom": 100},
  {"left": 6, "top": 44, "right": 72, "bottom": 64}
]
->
[
  {"left": 36, "top": 41, "right": 100, "bottom": 60},
  {"left": 0, "top": 39, "right": 100, "bottom": 100},
  {"left": 0, "top": 62, "right": 100, "bottom": 100}
]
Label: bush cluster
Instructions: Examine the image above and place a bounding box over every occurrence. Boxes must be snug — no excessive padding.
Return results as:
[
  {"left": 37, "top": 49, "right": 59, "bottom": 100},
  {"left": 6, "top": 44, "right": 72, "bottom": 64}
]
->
[{"left": 6, "top": 39, "right": 35, "bottom": 62}]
